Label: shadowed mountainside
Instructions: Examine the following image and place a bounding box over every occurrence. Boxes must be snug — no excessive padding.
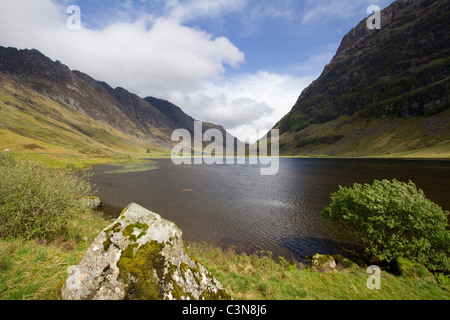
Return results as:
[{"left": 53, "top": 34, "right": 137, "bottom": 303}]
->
[{"left": 274, "top": 0, "right": 450, "bottom": 158}]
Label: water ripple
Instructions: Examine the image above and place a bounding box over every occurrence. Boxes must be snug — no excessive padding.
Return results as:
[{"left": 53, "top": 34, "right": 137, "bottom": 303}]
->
[{"left": 90, "top": 158, "right": 450, "bottom": 259}]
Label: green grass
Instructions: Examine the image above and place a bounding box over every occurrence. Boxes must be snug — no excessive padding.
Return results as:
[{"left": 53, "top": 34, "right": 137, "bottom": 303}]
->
[
  {"left": 0, "top": 79, "right": 173, "bottom": 165},
  {"left": 0, "top": 211, "right": 113, "bottom": 300},
  {"left": 1, "top": 221, "right": 449, "bottom": 300},
  {"left": 7, "top": 151, "right": 170, "bottom": 171},
  {"left": 104, "top": 161, "right": 160, "bottom": 174},
  {"left": 279, "top": 109, "right": 450, "bottom": 158},
  {"left": 187, "top": 243, "right": 450, "bottom": 300}
]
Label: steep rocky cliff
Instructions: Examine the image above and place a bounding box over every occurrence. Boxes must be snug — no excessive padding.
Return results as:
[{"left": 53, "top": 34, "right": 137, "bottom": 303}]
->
[{"left": 275, "top": 0, "right": 450, "bottom": 157}]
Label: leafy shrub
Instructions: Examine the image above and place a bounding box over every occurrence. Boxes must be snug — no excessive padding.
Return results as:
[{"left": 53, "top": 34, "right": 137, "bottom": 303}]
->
[
  {"left": 0, "top": 153, "right": 93, "bottom": 240},
  {"left": 321, "top": 179, "right": 450, "bottom": 272}
]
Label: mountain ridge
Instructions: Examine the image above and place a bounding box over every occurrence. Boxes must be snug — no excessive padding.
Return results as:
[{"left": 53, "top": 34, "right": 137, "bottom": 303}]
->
[
  {"left": 0, "top": 46, "right": 237, "bottom": 156},
  {"left": 275, "top": 0, "right": 450, "bottom": 158}
]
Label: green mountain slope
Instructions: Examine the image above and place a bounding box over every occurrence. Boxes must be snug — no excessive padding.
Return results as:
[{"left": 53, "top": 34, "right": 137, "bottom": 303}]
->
[
  {"left": 0, "top": 46, "right": 238, "bottom": 158},
  {"left": 275, "top": 0, "right": 450, "bottom": 158},
  {"left": 0, "top": 74, "right": 140, "bottom": 156}
]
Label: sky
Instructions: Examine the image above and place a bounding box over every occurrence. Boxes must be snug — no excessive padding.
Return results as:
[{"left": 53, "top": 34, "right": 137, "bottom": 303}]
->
[{"left": 0, "top": 0, "right": 395, "bottom": 143}]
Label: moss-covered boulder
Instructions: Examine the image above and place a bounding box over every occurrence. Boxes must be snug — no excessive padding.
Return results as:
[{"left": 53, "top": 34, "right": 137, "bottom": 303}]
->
[
  {"left": 79, "top": 196, "right": 103, "bottom": 210},
  {"left": 332, "top": 254, "right": 356, "bottom": 269},
  {"left": 311, "top": 254, "right": 337, "bottom": 272},
  {"left": 61, "top": 203, "right": 231, "bottom": 300}
]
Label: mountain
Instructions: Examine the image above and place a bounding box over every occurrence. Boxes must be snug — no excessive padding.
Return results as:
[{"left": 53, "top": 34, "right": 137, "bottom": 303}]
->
[
  {"left": 0, "top": 46, "right": 236, "bottom": 156},
  {"left": 144, "top": 96, "right": 239, "bottom": 148},
  {"left": 275, "top": 0, "right": 450, "bottom": 158}
]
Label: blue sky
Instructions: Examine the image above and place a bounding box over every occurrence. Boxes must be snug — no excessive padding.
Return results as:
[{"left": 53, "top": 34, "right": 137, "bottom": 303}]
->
[{"left": 0, "top": 0, "right": 395, "bottom": 142}]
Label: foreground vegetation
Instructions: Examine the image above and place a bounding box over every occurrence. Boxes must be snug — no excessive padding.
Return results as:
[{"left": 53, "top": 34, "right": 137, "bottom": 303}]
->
[
  {"left": 0, "top": 153, "right": 94, "bottom": 240},
  {"left": 0, "top": 211, "right": 112, "bottom": 300},
  {"left": 322, "top": 179, "right": 450, "bottom": 272},
  {"left": 188, "top": 243, "right": 450, "bottom": 300},
  {"left": 0, "top": 153, "right": 449, "bottom": 300},
  {"left": 1, "top": 232, "right": 449, "bottom": 300}
]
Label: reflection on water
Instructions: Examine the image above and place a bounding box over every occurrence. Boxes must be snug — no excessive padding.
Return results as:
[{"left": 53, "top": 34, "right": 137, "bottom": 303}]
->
[{"left": 89, "top": 158, "right": 450, "bottom": 260}]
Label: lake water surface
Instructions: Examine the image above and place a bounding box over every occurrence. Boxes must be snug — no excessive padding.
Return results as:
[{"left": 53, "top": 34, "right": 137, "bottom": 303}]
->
[{"left": 89, "top": 158, "right": 450, "bottom": 260}]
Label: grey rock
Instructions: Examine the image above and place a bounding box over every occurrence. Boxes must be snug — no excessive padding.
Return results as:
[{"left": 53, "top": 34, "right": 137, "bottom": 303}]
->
[
  {"left": 79, "top": 196, "right": 103, "bottom": 210},
  {"left": 311, "top": 254, "right": 337, "bottom": 272},
  {"left": 61, "top": 203, "right": 231, "bottom": 300}
]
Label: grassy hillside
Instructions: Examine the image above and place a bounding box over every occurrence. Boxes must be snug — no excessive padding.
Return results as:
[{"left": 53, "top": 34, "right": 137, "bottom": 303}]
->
[
  {"left": 0, "top": 46, "right": 242, "bottom": 165},
  {"left": 279, "top": 108, "right": 450, "bottom": 158},
  {"left": 0, "top": 76, "right": 171, "bottom": 167}
]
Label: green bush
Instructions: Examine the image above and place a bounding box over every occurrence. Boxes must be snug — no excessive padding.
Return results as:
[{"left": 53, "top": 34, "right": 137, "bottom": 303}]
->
[
  {"left": 0, "top": 153, "right": 93, "bottom": 240},
  {"left": 321, "top": 179, "right": 450, "bottom": 272}
]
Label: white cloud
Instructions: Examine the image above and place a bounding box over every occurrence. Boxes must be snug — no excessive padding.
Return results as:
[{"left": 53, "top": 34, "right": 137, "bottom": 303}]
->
[
  {"left": 0, "top": 0, "right": 244, "bottom": 97},
  {"left": 168, "top": 71, "right": 315, "bottom": 142},
  {"left": 0, "top": 0, "right": 319, "bottom": 143}
]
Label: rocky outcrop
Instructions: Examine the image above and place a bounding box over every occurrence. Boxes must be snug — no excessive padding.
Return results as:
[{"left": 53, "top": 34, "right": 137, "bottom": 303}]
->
[
  {"left": 61, "top": 203, "right": 231, "bottom": 300},
  {"left": 275, "top": 0, "right": 450, "bottom": 156}
]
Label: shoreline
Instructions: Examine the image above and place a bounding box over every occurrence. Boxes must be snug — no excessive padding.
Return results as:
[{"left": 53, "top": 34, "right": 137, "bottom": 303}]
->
[{"left": 5, "top": 151, "right": 450, "bottom": 174}]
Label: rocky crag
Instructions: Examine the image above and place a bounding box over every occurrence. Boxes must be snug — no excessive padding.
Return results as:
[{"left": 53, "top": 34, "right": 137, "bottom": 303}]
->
[{"left": 275, "top": 0, "right": 450, "bottom": 157}]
